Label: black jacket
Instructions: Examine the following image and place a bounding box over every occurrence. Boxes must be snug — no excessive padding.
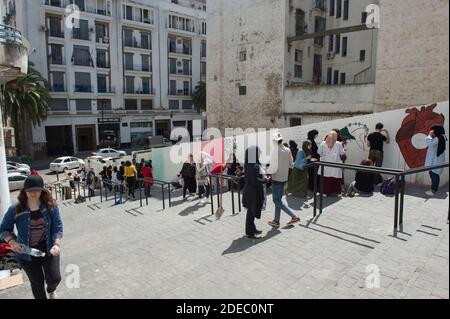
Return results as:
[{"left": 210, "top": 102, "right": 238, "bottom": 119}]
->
[{"left": 242, "top": 164, "right": 265, "bottom": 219}]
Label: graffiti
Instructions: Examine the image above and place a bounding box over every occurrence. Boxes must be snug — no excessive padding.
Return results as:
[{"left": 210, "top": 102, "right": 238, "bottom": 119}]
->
[
  {"left": 339, "top": 122, "right": 370, "bottom": 151},
  {"left": 396, "top": 103, "right": 445, "bottom": 168}
]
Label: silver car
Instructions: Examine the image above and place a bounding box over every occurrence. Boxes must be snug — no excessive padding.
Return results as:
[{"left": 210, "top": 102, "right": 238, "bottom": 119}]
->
[
  {"left": 8, "top": 173, "right": 27, "bottom": 191},
  {"left": 6, "top": 164, "right": 30, "bottom": 176},
  {"left": 49, "top": 156, "right": 85, "bottom": 173}
]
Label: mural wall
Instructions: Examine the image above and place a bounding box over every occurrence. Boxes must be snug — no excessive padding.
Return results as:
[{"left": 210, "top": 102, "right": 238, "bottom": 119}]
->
[{"left": 152, "top": 101, "right": 449, "bottom": 186}]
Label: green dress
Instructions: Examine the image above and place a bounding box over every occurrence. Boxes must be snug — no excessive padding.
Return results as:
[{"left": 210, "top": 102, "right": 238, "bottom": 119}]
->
[{"left": 288, "top": 150, "right": 309, "bottom": 198}]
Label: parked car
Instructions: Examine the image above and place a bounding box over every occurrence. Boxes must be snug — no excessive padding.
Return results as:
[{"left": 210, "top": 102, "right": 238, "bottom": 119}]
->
[
  {"left": 94, "top": 148, "right": 127, "bottom": 159},
  {"left": 83, "top": 156, "right": 116, "bottom": 175},
  {"left": 8, "top": 173, "right": 27, "bottom": 191},
  {"left": 7, "top": 161, "right": 31, "bottom": 171},
  {"left": 6, "top": 164, "right": 30, "bottom": 176},
  {"left": 49, "top": 156, "right": 85, "bottom": 173}
]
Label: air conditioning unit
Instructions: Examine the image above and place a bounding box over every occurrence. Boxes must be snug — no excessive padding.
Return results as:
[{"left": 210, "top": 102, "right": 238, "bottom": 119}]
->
[
  {"left": 326, "top": 52, "right": 335, "bottom": 60},
  {"left": 176, "top": 38, "right": 182, "bottom": 44},
  {"left": 176, "top": 60, "right": 182, "bottom": 67}
]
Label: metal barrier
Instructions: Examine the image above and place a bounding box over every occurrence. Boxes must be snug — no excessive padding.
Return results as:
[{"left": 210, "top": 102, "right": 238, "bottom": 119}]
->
[
  {"left": 308, "top": 161, "right": 449, "bottom": 235},
  {"left": 208, "top": 174, "right": 245, "bottom": 216},
  {"left": 138, "top": 178, "right": 172, "bottom": 210}
]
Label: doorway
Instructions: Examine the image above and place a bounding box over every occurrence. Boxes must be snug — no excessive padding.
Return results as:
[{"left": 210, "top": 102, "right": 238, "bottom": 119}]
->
[
  {"left": 76, "top": 125, "right": 96, "bottom": 153},
  {"left": 155, "top": 120, "right": 171, "bottom": 139}
]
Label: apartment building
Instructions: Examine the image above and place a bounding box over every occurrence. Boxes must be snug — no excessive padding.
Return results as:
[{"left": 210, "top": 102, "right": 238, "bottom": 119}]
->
[
  {"left": 14, "top": 0, "right": 207, "bottom": 159},
  {"left": 207, "top": 0, "right": 448, "bottom": 130}
]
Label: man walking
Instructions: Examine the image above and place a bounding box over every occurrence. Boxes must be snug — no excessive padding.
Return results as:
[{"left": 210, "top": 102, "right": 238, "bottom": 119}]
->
[
  {"left": 267, "top": 133, "right": 301, "bottom": 227},
  {"left": 367, "top": 123, "right": 390, "bottom": 167}
]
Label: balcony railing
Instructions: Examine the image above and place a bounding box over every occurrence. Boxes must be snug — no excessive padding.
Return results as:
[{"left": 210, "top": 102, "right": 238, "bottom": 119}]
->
[
  {"left": 86, "top": 6, "right": 112, "bottom": 16},
  {"left": 169, "top": 68, "right": 192, "bottom": 76},
  {"left": 97, "top": 86, "right": 115, "bottom": 94},
  {"left": 124, "top": 64, "right": 151, "bottom": 72},
  {"left": 96, "top": 60, "right": 110, "bottom": 68},
  {"left": 123, "top": 15, "right": 154, "bottom": 25},
  {"left": 49, "top": 84, "right": 66, "bottom": 92},
  {"left": 49, "top": 56, "right": 65, "bottom": 65},
  {"left": 49, "top": 29, "right": 64, "bottom": 38},
  {"left": 0, "top": 24, "right": 23, "bottom": 45},
  {"left": 44, "top": 0, "right": 64, "bottom": 8},
  {"left": 74, "top": 84, "right": 93, "bottom": 93},
  {"left": 72, "top": 55, "right": 94, "bottom": 67},
  {"left": 124, "top": 39, "right": 151, "bottom": 50},
  {"left": 168, "top": 90, "right": 191, "bottom": 96},
  {"left": 73, "top": 29, "right": 90, "bottom": 41},
  {"left": 168, "top": 45, "right": 192, "bottom": 55},
  {"left": 124, "top": 87, "right": 154, "bottom": 95}
]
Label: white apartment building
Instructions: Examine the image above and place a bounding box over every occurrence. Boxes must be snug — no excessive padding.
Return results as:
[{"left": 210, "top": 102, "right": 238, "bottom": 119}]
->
[
  {"left": 287, "top": 0, "right": 377, "bottom": 86},
  {"left": 14, "top": 0, "right": 207, "bottom": 159}
]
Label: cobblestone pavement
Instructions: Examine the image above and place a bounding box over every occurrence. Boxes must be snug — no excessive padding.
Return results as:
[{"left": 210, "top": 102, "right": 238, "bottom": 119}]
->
[{"left": 1, "top": 184, "right": 448, "bottom": 299}]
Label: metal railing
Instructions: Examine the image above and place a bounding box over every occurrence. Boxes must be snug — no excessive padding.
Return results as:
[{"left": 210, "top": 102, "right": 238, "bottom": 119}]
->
[
  {"left": 208, "top": 174, "right": 245, "bottom": 216},
  {"left": 308, "top": 161, "right": 449, "bottom": 235},
  {"left": 0, "top": 24, "right": 23, "bottom": 45}
]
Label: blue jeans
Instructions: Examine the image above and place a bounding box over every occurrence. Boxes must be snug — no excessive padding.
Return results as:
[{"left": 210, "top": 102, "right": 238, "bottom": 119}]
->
[
  {"left": 272, "top": 181, "right": 295, "bottom": 222},
  {"left": 429, "top": 171, "right": 440, "bottom": 193}
]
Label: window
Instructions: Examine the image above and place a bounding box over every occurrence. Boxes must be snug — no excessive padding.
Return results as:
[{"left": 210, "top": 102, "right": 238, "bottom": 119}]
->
[
  {"left": 168, "top": 14, "right": 195, "bottom": 32},
  {"left": 141, "top": 54, "right": 150, "bottom": 72},
  {"left": 141, "top": 32, "right": 150, "bottom": 49},
  {"left": 201, "top": 62, "right": 206, "bottom": 76},
  {"left": 49, "top": 98, "right": 68, "bottom": 112},
  {"left": 329, "top": 0, "right": 335, "bottom": 16},
  {"left": 295, "top": 50, "right": 303, "bottom": 63},
  {"left": 125, "top": 99, "right": 138, "bottom": 110},
  {"left": 95, "top": 23, "right": 108, "bottom": 43},
  {"left": 328, "top": 35, "right": 334, "bottom": 52},
  {"left": 361, "top": 12, "right": 368, "bottom": 24},
  {"left": 294, "top": 65, "right": 302, "bottom": 78},
  {"left": 333, "top": 70, "right": 339, "bottom": 85},
  {"left": 327, "top": 67, "right": 332, "bottom": 85},
  {"left": 201, "top": 21, "right": 207, "bottom": 35},
  {"left": 142, "top": 77, "right": 151, "bottom": 94},
  {"left": 360, "top": 50, "right": 366, "bottom": 61},
  {"left": 295, "top": 9, "right": 305, "bottom": 36},
  {"left": 239, "top": 85, "right": 246, "bottom": 96},
  {"left": 125, "top": 76, "right": 134, "bottom": 93},
  {"left": 169, "top": 58, "right": 177, "bottom": 74},
  {"left": 125, "top": 53, "right": 134, "bottom": 70},
  {"left": 51, "top": 72, "right": 65, "bottom": 92},
  {"left": 340, "top": 73, "right": 346, "bottom": 84},
  {"left": 97, "top": 49, "right": 108, "bottom": 68},
  {"left": 123, "top": 29, "right": 133, "bottom": 47},
  {"left": 124, "top": 5, "right": 133, "bottom": 20},
  {"left": 182, "top": 100, "right": 193, "bottom": 110},
  {"left": 48, "top": 15, "right": 63, "bottom": 37},
  {"left": 72, "top": 45, "right": 92, "bottom": 66},
  {"left": 343, "top": 0, "right": 349, "bottom": 20},
  {"left": 335, "top": 34, "right": 341, "bottom": 54},
  {"left": 74, "top": 72, "right": 91, "bottom": 92},
  {"left": 183, "top": 59, "right": 190, "bottom": 75},
  {"left": 169, "top": 80, "right": 177, "bottom": 95},
  {"left": 290, "top": 118, "right": 302, "bottom": 127},
  {"left": 141, "top": 100, "right": 153, "bottom": 110},
  {"left": 183, "top": 81, "right": 190, "bottom": 95},
  {"left": 342, "top": 37, "right": 347, "bottom": 57},
  {"left": 336, "top": 0, "right": 342, "bottom": 18},
  {"left": 97, "top": 74, "right": 107, "bottom": 93},
  {"left": 239, "top": 50, "right": 247, "bottom": 62},
  {"left": 169, "top": 100, "right": 179, "bottom": 110},
  {"left": 50, "top": 44, "right": 63, "bottom": 64},
  {"left": 97, "top": 99, "right": 112, "bottom": 111},
  {"left": 73, "top": 19, "right": 89, "bottom": 40},
  {"left": 76, "top": 99, "right": 92, "bottom": 112},
  {"left": 201, "top": 41, "right": 207, "bottom": 58}
]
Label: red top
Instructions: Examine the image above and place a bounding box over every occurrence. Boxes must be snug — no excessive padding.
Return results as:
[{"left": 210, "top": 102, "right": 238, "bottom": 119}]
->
[{"left": 141, "top": 167, "right": 154, "bottom": 187}]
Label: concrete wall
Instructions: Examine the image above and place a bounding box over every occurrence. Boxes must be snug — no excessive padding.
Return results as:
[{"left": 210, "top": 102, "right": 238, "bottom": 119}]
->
[
  {"left": 374, "top": 0, "right": 449, "bottom": 111},
  {"left": 207, "top": 0, "right": 288, "bottom": 131}
]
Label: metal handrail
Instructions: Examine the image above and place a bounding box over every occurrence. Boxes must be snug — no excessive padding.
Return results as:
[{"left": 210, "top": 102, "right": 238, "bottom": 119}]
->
[
  {"left": 308, "top": 161, "right": 449, "bottom": 235},
  {"left": 0, "top": 24, "right": 23, "bottom": 45}
]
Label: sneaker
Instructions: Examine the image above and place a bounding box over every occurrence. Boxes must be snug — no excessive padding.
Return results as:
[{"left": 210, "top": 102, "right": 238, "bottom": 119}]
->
[
  {"left": 246, "top": 234, "right": 262, "bottom": 240},
  {"left": 425, "top": 190, "right": 435, "bottom": 196},
  {"left": 286, "top": 216, "right": 301, "bottom": 225},
  {"left": 200, "top": 198, "right": 206, "bottom": 204},
  {"left": 48, "top": 291, "right": 57, "bottom": 299},
  {"left": 268, "top": 220, "right": 280, "bottom": 227},
  {"left": 255, "top": 230, "right": 263, "bottom": 235}
]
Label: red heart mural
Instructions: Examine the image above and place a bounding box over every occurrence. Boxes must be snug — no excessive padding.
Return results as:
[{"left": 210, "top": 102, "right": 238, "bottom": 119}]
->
[{"left": 396, "top": 103, "right": 445, "bottom": 168}]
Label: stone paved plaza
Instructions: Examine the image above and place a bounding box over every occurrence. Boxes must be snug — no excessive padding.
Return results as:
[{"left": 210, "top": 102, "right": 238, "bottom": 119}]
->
[{"left": 1, "top": 184, "right": 448, "bottom": 299}]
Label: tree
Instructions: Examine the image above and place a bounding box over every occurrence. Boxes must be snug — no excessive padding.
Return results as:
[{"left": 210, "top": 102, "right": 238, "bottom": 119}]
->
[
  {"left": 192, "top": 80, "right": 206, "bottom": 114},
  {"left": 0, "top": 62, "right": 51, "bottom": 156}
]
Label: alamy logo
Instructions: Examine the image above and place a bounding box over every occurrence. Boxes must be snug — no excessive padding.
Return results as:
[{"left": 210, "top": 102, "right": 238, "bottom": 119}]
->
[
  {"left": 365, "top": 4, "right": 380, "bottom": 29},
  {"left": 365, "top": 264, "right": 381, "bottom": 289},
  {"left": 65, "top": 264, "right": 80, "bottom": 289},
  {"left": 65, "top": 4, "right": 80, "bottom": 30}
]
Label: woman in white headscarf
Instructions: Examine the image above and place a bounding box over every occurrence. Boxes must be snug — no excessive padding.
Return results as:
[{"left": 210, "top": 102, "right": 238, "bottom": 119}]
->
[
  {"left": 196, "top": 152, "right": 211, "bottom": 204},
  {"left": 317, "top": 131, "right": 346, "bottom": 195}
]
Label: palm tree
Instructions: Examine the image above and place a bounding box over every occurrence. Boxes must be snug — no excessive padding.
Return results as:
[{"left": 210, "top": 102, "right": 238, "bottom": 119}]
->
[
  {"left": 0, "top": 62, "right": 51, "bottom": 156},
  {"left": 192, "top": 80, "right": 206, "bottom": 114}
]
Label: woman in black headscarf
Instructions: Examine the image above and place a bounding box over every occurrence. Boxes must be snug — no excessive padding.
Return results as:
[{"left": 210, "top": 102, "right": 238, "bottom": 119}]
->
[
  {"left": 425, "top": 125, "right": 447, "bottom": 196},
  {"left": 242, "top": 146, "right": 268, "bottom": 239},
  {"left": 307, "top": 130, "right": 319, "bottom": 190}
]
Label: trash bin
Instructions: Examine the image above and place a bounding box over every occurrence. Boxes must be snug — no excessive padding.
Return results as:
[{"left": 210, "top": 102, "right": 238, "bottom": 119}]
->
[{"left": 65, "top": 186, "right": 72, "bottom": 200}]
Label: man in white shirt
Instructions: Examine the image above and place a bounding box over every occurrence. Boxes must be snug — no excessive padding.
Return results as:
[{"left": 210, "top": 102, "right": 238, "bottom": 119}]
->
[{"left": 266, "top": 133, "right": 301, "bottom": 227}]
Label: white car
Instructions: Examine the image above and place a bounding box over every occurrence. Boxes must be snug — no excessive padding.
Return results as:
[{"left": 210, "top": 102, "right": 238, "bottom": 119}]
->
[
  {"left": 94, "top": 148, "right": 127, "bottom": 159},
  {"left": 49, "top": 156, "right": 85, "bottom": 173},
  {"left": 8, "top": 173, "right": 27, "bottom": 191},
  {"left": 6, "top": 164, "right": 30, "bottom": 176},
  {"left": 7, "top": 161, "right": 31, "bottom": 171}
]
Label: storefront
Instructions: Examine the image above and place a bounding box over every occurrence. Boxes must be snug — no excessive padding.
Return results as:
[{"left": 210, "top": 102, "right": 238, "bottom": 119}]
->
[
  {"left": 130, "top": 119, "right": 153, "bottom": 147},
  {"left": 98, "top": 118, "right": 121, "bottom": 148}
]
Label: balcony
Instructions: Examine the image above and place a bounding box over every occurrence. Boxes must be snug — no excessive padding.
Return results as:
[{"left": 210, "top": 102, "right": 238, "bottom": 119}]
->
[
  {"left": 85, "top": 6, "right": 112, "bottom": 16},
  {"left": 49, "top": 56, "right": 65, "bottom": 65},
  {"left": 314, "top": 0, "right": 326, "bottom": 11},
  {"left": 168, "top": 89, "right": 191, "bottom": 96},
  {"left": 168, "top": 45, "right": 192, "bottom": 56},
  {"left": 169, "top": 68, "right": 192, "bottom": 76},
  {"left": 44, "top": 0, "right": 64, "bottom": 8},
  {"left": 0, "top": 24, "right": 28, "bottom": 83},
  {"left": 96, "top": 60, "right": 110, "bottom": 69},
  {"left": 72, "top": 29, "right": 90, "bottom": 41},
  {"left": 72, "top": 55, "right": 94, "bottom": 67},
  {"left": 97, "top": 86, "right": 115, "bottom": 94},
  {"left": 74, "top": 84, "right": 93, "bottom": 93},
  {"left": 124, "top": 64, "right": 151, "bottom": 72},
  {"left": 48, "top": 29, "right": 64, "bottom": 38},
  {"left": 124, "top": 87, "right": 154, "bottom": 95},
  {"left": 124, "top": 40, "right": 151, "bottom": 50},
  {"left": 49, "top": 84, "right": 66, "bottom": 92}
]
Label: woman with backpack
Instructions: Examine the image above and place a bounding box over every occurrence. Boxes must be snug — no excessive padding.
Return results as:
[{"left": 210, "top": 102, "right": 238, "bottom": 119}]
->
[
  {"left": 124, "top": 161, "right": 138, "bottom": 200},
  {"left": 288, "top": 140, "right": 312, "bottom": 198},
  {"left": 425, "top": 125, "right": 447, "bottom": 196}
]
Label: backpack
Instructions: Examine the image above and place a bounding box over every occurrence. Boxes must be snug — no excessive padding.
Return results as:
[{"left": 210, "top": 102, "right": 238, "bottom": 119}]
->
[
  {"left": 380, "top": 177, "right": 396, "bottom": 195},
  {"left": 74, "top": 195, "right": 86, "bottom": 204}
]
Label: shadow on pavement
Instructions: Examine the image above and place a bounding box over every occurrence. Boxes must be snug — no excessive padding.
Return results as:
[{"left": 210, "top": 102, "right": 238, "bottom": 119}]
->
[{"left": 222, "top": 228, "right": 282, "bottom": 255}]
